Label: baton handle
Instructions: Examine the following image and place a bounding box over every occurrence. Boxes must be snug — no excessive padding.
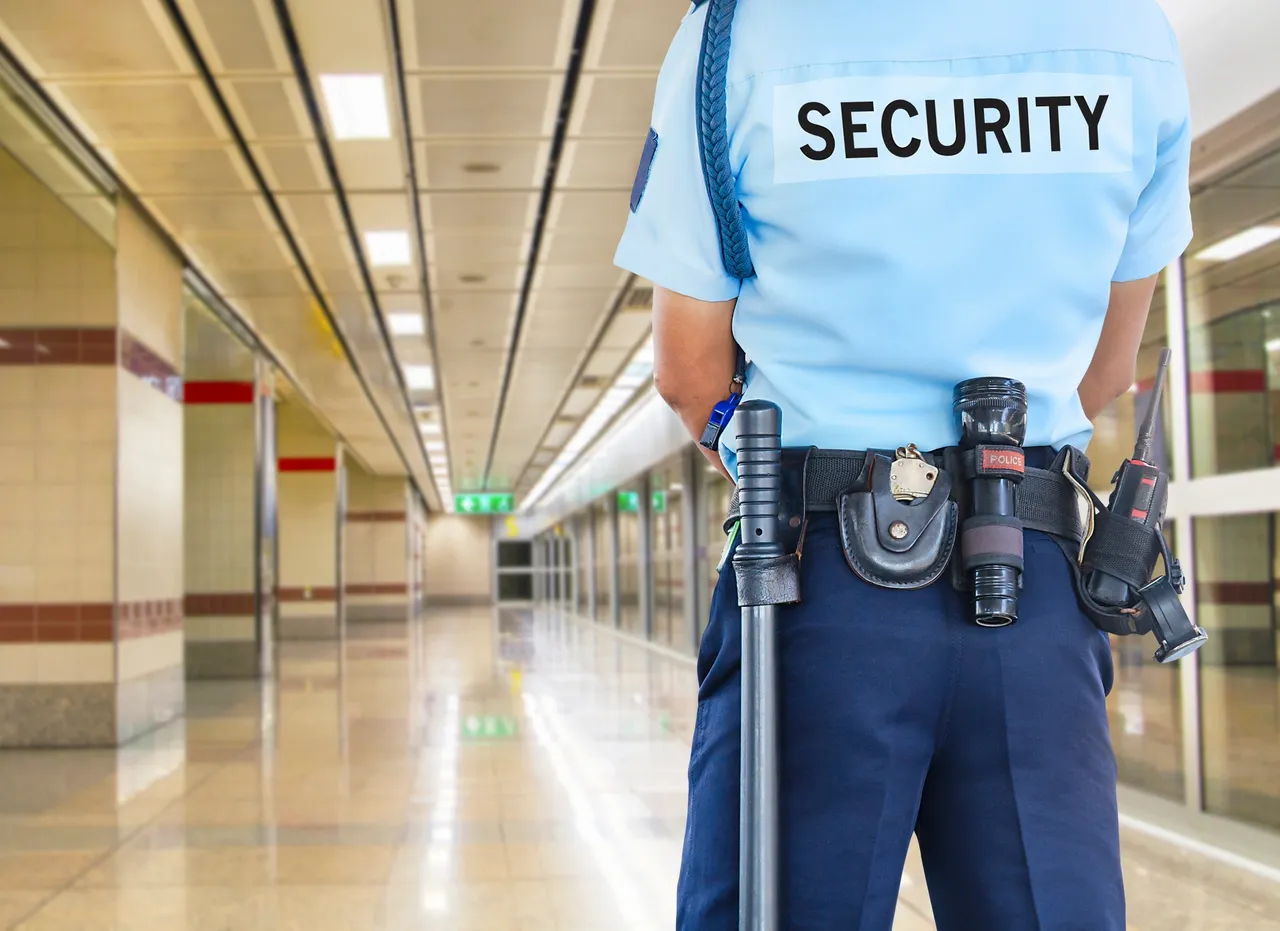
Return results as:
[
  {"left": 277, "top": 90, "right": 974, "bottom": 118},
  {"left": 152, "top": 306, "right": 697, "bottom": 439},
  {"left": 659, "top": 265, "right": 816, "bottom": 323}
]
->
[
  {"left": 732, "top": 400, "right": 782, "bottom": 931},
  {"left": 734, "top": 401, "right": 784, "bottom": 558}
]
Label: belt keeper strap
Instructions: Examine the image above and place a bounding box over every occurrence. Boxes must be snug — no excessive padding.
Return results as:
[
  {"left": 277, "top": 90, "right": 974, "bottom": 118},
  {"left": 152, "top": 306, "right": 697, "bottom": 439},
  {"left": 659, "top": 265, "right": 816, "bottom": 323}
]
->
[{"left": 734, "top": 553, "right": 802, "bottom": 607}]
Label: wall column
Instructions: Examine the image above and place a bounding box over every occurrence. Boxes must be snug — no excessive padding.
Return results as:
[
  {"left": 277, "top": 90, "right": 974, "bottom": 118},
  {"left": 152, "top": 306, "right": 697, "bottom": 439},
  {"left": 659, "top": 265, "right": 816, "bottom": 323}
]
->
[
  {"left": 277, "top": 398, "right": 343, "bottom": 640},
  {"left": 344, "top": 461, "right": 411, "bottom": 626},
  {"left": 181, "top": 306, "right": 262, "bottom": 679},
  {"left": 0, "top": 167, "right": 185, "bottom": 746}
]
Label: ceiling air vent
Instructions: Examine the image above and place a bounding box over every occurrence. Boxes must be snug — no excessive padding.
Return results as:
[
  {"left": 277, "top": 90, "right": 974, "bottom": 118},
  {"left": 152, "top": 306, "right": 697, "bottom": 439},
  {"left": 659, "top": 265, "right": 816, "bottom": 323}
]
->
[{"left": 624, "top": 286, "right": 654, "bottom": 309}]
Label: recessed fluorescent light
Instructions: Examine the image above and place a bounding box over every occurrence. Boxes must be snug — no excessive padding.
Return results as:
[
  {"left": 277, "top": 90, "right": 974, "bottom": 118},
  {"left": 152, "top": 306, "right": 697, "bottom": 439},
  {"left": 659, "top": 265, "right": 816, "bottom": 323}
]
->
[
  {"left": 404, "top": 364, "right": 435, "bottom": 391},
  {"left": 1195, "top": 225, "right": 1280, "bottom": 263},
  {"left": 365, "top": 231, "right": 411, "bottom": 267},
  {"left": 420, "top": 422, "right": 442, "bottom": 436},
  {"left": 388, "top": 312, "right": 424, "bottom": 336},
  {"left": 318, "top": 74, "right": 391, "bottom": 140}
]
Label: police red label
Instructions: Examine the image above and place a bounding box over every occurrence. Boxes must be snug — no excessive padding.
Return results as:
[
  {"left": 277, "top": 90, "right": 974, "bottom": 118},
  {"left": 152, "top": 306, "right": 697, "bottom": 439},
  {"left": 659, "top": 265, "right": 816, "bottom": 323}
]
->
[{"left": 982, "top": 448, "right": 1026, "bottom": 474}]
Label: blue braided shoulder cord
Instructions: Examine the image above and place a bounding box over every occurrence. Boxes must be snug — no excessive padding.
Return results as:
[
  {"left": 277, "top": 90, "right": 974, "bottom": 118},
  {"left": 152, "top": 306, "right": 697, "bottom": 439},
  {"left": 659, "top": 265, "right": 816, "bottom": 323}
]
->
[{"left": 694, "top": 0, "right": 755, "bottom": 280}]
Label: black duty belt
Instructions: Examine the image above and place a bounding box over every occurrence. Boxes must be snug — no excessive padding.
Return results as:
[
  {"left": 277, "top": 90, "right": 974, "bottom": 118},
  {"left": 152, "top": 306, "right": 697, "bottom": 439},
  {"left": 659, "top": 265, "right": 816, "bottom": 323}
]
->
[{"left": 723, "top": 446, "right": 1089, "bottom": 548}]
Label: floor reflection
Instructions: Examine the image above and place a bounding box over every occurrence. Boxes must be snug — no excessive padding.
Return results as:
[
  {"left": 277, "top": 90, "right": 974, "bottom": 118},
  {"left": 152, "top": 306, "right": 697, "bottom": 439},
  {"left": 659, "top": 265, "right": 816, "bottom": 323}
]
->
[{"left": 0, "top": 607, "right": 1275, "bottom": 929}]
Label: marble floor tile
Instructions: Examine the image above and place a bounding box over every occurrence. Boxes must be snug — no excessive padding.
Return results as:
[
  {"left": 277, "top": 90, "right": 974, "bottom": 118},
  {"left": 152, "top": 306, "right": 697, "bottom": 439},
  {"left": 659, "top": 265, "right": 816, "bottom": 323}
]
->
[{"left": 0, "top": 607, "right": 1276, "bottom": 930}]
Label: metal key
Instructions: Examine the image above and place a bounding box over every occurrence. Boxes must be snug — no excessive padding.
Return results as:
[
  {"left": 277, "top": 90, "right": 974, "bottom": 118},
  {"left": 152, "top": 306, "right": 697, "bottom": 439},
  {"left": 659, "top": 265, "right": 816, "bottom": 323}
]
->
[{"left": 890, "top": 445, "right": 939, "bottom": 502}]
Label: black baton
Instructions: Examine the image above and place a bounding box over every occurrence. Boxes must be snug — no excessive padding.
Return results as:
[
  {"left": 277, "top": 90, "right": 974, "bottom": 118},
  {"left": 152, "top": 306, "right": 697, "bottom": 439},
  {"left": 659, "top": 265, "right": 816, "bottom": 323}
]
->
[{"left": 732, "top": 400, "right": 783, "bottom": 931}]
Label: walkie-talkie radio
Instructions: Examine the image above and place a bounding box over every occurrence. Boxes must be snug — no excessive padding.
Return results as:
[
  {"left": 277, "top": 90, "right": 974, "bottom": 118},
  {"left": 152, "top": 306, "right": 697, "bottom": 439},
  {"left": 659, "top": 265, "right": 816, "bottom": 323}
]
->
[
  {"left": 1080, "top": 349, "right": 1207, "bottom": 664},
  {"left": 1086, "top": 352, "right": 1173, "bottom": 606}
]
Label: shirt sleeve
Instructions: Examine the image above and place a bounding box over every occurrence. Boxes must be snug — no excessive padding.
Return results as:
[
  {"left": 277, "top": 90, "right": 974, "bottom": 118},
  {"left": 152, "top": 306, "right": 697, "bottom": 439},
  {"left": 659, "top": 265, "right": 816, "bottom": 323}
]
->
[
  {"left": 613, "top": 4, "right": 743, "bottom": 302},
  {"left": 1113, "top": 53, "right": 1194, "bottom": 282}
]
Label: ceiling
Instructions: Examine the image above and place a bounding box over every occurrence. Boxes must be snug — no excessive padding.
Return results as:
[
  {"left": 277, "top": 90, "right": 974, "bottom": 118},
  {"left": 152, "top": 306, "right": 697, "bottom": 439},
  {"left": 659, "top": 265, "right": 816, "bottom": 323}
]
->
[{"left": 0, "top": 0, "right": 686, "bottom": 508}]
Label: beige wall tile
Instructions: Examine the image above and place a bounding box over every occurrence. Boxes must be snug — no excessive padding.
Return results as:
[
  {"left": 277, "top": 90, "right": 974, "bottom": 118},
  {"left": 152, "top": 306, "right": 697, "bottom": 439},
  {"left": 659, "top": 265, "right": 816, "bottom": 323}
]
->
[
  {"left": 0, "top": 645, "right": 37, "bottom": 684},
  {"left": 115, "top": 201, "right": 182, "bottom": 367},
  {"left": 280, "top": 473, "right": 338, "bottom": 587},
  {"left": 185, "top": 616, "right": 256, "bottom": 643},
  {"left": 184, "top": 405, "right": 255, "bottom": 594},
  {"left": 117, "top": 631, "right": 183, "bottom": 681},
  {"left": 116, "top": 374, "right": 183, "bottom": 603},
  {"left": 36, "top": 643, "right": 114, "bottom": 684},
  {"left": 0, "top": 151, "right": 116, "bottom": 329},
  {"left": 425, "top": 516, "right": 493, "bottom": 599}
]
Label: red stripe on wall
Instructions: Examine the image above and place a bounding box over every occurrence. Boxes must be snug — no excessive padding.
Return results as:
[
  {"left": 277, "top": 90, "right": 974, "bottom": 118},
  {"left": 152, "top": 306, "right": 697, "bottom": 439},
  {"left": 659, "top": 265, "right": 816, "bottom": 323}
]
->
[
  {"left": 1188, "top": 370, "right": 1267, "bottom": 393},
  {"left": 185, "top": 381, "right": 255, "bottom": 404},
  {"left": 347, "top": 583, "right": 409, "bottom": 596},
  {"left": 1199, "top": 581, "right": 1273, "bottom": 605},
  {"left": 346, "top": 511, "right": 406, "bottom": 523},
  {"left": 279, "top": 457, "right": 336, "bottom": 472}
]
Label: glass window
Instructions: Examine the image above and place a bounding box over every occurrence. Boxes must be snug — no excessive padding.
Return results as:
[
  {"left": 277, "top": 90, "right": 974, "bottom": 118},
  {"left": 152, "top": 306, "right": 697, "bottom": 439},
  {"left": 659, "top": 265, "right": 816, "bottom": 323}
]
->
[
  {"left": 593, "top": 501, "right": 611, "bottom": 624},
  {"left": 1104, "top": 522, "right": 1186, "bottom": 801},
  {"left": 697, "top": 462, "right": 734, "bottom": 643},
  {"left": 1086, "top": 282, "right": 1175, "bottom": 494},
  {"left": 650, "top": 452, "right": 691, "bottom": 651},
  {"left": 1194, "top": 513, "right": 1280, "bottom": 830},
  {"left": 1184, "top": 145, "right": 1280, "bottom": 478},
  {"left": 617, "top": 485, "right": 642, "bottom": 634}
]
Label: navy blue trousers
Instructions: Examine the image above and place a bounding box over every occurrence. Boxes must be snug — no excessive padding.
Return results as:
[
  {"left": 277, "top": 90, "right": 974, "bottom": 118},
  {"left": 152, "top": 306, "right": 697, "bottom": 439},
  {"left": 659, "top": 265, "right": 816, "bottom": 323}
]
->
[{"left": 678, "top": 513, "right": 1122, "bottom": 930}]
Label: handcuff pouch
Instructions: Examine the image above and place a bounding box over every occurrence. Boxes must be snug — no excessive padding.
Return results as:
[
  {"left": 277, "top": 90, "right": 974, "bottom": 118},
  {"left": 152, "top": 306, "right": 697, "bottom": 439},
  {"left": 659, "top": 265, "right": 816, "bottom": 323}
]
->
[{"left": 838, "top": 454, "right": 958, "bottom": 590}]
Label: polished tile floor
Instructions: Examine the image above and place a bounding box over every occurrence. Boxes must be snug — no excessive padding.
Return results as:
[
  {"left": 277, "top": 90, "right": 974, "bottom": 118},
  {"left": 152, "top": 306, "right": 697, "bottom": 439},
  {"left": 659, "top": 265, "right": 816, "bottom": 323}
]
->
[{"left": 0, "top": 607, "right": 1278, "bottom": 929}]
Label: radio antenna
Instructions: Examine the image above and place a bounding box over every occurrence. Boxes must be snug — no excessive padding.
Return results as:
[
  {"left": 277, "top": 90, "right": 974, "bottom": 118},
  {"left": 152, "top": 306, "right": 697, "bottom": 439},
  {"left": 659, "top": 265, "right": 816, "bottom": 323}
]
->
[{"left": 1134, "top": 348, "right": 1171, "bottom": 464}]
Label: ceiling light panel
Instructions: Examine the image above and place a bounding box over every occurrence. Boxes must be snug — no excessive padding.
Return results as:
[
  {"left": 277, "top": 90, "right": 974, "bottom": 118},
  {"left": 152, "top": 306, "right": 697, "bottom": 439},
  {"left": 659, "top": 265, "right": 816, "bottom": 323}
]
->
[
  {"left": 364, "top": 230, "right": 412, "bottom": 267},
  {"left": 404, "top": 364, "right": 435, "bottom": 391},
  {"left": 1194, "top": 225, "right": 1280, "bottom": 262},
  {"left": 319, "top": 74, "right": 391, "bottom": 140},
  {"left": 388, "top": 312, "right": 425, "bottom": 335}
]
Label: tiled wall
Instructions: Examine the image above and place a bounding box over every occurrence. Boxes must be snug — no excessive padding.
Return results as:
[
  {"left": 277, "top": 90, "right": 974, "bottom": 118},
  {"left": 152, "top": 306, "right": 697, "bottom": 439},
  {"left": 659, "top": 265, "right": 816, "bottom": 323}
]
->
[
  {"left": 277, "top": 398, "right": 341, "bottom": 639},
  {"left": 0, "top": 155, "right": 185, "bottom": 746},
  {"left": 425, "top": 515, "right": 493, "bottom": 605},
  {"left": 0, "top": 150, "right": 122, "bottom": 745},
  {"left": 113, "top": 202, "right": 185, "bottom": 744}
]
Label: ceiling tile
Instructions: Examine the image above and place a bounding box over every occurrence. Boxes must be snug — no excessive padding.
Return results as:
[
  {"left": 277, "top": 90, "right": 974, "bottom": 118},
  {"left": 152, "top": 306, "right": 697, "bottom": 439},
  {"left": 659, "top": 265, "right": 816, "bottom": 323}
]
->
[
  {"left": 147, "top": 193, "right": 272, "bottom": 234},
  {"left": 411, "top": 0, "right": 568, "bottom": 69},
  {"left": 418, "top": 76, "right": 558, "bottom": 138},
  {"left": 227, "top": 79, "right": 307, "bottom": 140},
  {"left": 189, "top": 0, "right": 278, "bottom": 72},
  {"left": 419, "top": 140, "right": 547, "bottom": 190},
  {"left": 574, "top": 75, "right": 655, "bottom": 138},
  {"left": 0, "top": 0, "right": 181, "bottom": 75},
  {"left": 427, "top": 231, "right": 528, "bottom": 271},
  {"left": 424, "top": 191, "right": 537, "bottom": 230},
  {"left": 551, "top": 189, "right": 630, "bottom": 229},
  {"left": 110, "top": 145, "right": 247, "bottom": 193},
  {"left": 592, "top": 0, "right": 685, "bottom": 70},
  {"left": 560, "top": 139, "right": 645, "bottom": 188},
  {"left": 57, "top": 81, "right": 220, "bottom": 142},
  {"left": 259, "top": 143, "right": 324, "bottom": 191}
]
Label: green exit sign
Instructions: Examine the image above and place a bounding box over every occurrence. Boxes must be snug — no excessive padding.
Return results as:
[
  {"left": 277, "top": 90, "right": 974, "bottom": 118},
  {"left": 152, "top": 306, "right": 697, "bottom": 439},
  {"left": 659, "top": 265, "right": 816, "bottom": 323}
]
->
[
  {"left": 617, "top": 490, "right": 668, "bottom": 513},
  {"left": 461, "top": 714, "right": 519, "bottom": 741},
  {"left": 454, "top": 493, "right": 514, "bottom": 515}
]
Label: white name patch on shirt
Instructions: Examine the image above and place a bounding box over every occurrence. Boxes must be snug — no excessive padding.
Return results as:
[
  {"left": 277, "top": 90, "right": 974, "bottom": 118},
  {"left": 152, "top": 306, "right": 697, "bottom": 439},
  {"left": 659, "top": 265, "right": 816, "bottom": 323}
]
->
[{"left": 773, "top": 73, "right": 1133, "bottom": 183}]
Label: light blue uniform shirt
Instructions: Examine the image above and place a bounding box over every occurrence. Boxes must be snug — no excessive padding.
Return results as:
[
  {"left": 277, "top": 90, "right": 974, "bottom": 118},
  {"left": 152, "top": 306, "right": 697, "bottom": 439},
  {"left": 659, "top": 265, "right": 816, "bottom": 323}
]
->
[{"left": 615, "top": 0, "right": 1193, "bottom": 477}]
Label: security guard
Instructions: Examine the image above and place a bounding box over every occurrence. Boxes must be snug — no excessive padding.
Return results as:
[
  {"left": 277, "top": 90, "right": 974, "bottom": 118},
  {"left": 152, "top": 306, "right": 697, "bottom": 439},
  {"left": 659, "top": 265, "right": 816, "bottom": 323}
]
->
[{"left": 614, "top": 0, "right": 1192, "bottom": 929}]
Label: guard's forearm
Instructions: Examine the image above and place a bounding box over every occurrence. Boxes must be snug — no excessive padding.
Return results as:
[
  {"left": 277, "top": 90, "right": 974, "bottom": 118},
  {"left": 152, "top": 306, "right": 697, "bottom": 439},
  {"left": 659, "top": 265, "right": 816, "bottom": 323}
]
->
[
  {"left": 664, "top": 391, "right": 734, "bottom": 483},
  {"left": 1078, "top": 361, "right": 1134, "bottom": 422}
]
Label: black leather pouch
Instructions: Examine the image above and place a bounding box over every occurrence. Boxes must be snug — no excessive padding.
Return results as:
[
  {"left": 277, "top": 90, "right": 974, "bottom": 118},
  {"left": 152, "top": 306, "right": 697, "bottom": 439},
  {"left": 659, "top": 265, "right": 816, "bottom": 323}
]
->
[{"left": 838, "top": 454, "right": 958, "bottom": 590}]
